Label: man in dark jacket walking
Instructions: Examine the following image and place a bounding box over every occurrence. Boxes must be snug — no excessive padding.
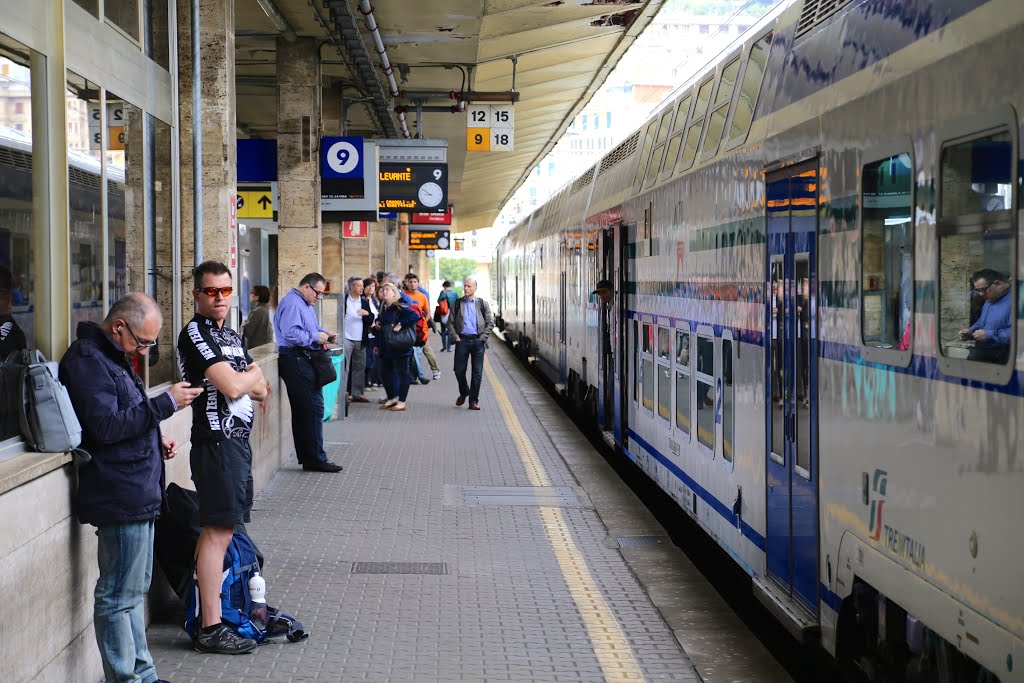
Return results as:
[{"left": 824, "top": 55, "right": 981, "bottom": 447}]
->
[{"left": 59, "top": 293, "right": 201, "bottom": 683}]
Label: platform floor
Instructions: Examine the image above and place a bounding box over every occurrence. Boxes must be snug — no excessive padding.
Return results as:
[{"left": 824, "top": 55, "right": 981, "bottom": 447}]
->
[{"left": 148, "top": 340, "right": 791, "bottom": 682}]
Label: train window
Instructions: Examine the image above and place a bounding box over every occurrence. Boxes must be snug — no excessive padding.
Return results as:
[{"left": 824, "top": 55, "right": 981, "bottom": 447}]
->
[
  {"left": 657, "top": 327, "right": 670, "bottom": 360},
  {"left": 700, "top": 57, "right": 741, "bottom": 160},
  {"left": 644, "top": 109, "right": 675, "bottom": 189},
  {"left": 728, "top": 33, "right": 772, "bottom": 144},
  {"left": 633, "top": 320, "right": 639, "bottom": 403},
  {"left": 659, "top": 95, "right": 691, "bottom": 181},
  {"left": 676, "top": 78, "right": 714, "bottom": 174},
  {"left": 642, "top": 357, "right": 654, "bottom": 413},
  {"left": 937, "top": 124, "right": 1016, "bottom": 376},
  {"left": 0, "top": 35, "right": 35, "bottom": 441},
  {"left": 861, "top": 152, "right": 914, "bottom": 356},
  {"left": 695, "top": 334, "right": 715, "bottom": 453},
  {"left": 722, "top": 336, "right": 734, "bottom": 465},
  {"left": 632, "top": 120, "right": 659, "bottom": 193},
  {"left": 642, "top": 322, "right": 652, "bottom": 354},
  {"left": 658, "top": 364, "right": 671, "bottom": 422},
  {"left": 674, "top": 330, "right": 691, "bottom": 436}
]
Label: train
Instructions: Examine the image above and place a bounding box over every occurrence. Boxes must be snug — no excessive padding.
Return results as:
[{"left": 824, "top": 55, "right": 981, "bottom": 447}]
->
[{"left": 494, "top": 0, "right": 1022, "bottom": 680}]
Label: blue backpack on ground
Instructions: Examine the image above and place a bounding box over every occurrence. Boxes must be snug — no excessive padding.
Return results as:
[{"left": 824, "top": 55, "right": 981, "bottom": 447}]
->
[{"left": 183, "top": 530, "right": 307, "bottom": 644}]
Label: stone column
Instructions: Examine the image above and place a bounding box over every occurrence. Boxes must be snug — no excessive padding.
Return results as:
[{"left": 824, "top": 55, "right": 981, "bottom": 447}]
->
[
  {"left": 276, "top": 37, "right": 322, "bottom": 293},
  {"left": 177, "top": 0, "right": 236, "bottom": 302}
]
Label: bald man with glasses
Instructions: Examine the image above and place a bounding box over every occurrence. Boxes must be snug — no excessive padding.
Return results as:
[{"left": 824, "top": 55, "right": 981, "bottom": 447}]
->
[{"left": 274, "top": 272, "right": 342, "bottom": 473}]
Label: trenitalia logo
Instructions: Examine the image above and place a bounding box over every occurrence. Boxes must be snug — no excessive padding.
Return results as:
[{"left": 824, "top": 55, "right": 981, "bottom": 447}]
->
[{"left": 868, "top": 468, "right": 887, "bottom": 542}]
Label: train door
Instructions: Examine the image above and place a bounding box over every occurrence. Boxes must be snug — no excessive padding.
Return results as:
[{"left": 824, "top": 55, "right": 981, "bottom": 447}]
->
[
  {"left": 617, "top": 223, "right": 631, "bottom": 446},
  {"left": 599, "top": 227, "right": 615, "bottom": 431},
  {"left": 764, "top": 160, "right": 820, "bottom": 614}
]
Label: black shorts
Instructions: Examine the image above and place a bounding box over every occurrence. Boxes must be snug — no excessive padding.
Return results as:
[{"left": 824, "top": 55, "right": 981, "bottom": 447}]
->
[{"left": 190, "top": 438, "right": 253, "bottom": 527}]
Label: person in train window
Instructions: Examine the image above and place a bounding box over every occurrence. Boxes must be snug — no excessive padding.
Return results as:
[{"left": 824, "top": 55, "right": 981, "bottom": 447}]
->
[
  {"left": 959, "top": 268, "right": 1012, "bottom": 364},
  {"left": 0, "top": 265, "right": 26, "bottom": 357},
  {"left": 242, "top": 285, "right": 274, "bottom": 349},
  {"left": 592, "top": 279, "right": 613, "bottom": 305}
]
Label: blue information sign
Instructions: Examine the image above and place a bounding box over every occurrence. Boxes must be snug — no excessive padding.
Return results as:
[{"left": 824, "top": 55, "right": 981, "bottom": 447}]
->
[{"left": 321, "top": 136, "right": 364, "bottom": 179}]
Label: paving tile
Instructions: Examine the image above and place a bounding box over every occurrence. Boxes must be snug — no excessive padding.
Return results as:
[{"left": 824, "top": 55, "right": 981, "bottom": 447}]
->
[{"left": 147, "top": 341, "right": 742, "bottom": 682}]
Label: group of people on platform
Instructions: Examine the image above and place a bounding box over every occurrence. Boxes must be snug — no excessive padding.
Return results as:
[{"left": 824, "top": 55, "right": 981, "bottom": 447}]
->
[{"left": 50, "top": 260, "right": 494, "bottom": 681}]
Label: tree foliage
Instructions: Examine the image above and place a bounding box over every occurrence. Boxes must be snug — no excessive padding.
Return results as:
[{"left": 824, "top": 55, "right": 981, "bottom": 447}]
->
[{"left": 437, "top": 257, "right": 478, "bottom": 286}]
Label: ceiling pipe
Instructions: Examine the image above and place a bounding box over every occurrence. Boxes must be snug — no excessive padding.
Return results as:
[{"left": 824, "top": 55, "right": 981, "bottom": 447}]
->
[
  {"left": 356, "top": 1, "right": 410, "bottom": 138},
  {"left": 255, "top": 0, "right": 297, "bottom": 42}
]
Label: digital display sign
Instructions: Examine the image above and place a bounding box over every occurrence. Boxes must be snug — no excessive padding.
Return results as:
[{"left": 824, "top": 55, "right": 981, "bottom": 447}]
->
[
  {"left": 408, "top": 229, "right": 451, "bottom": 251},
  {"left": 378, "top": 163, "right": 448, "bottom": 212}
]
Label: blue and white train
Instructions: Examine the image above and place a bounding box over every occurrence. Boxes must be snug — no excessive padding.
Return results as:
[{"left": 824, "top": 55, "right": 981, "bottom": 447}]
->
[{"left": 495, "top": 0, "right": 1022, "bottom": 680}]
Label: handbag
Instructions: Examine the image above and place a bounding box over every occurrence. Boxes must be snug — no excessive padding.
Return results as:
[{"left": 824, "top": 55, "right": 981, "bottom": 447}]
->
[
  {"left": 381, "top": 321, "right": 416, "bottom": 353},
  {"left": 304, "top": 346, "right": 337, "bottom": 388}
]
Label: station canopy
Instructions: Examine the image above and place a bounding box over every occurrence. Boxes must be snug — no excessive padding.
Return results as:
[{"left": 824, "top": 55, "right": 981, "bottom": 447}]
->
[{"left": 236, "top": 0, "right": 667, "bottom": 232}]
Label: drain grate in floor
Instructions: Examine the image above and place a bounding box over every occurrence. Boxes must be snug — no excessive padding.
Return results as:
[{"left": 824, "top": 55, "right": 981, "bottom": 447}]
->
[
  {"left": 351, "top": 562, "right": 449, "bottom": 575},
  {"left": 616, "top": 536, "right": 669, "bottom": 548},
  {"left": 459, "top": 485, "right": 583, "bottom": 507}
]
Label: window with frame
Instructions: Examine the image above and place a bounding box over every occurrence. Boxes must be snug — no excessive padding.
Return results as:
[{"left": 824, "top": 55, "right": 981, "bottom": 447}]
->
[
  {"left": 674, "top": 329, "right": 691, "bottom": 436},
  {"left": 861, "top": 152, "right": 914, "bottom": 351},
  {"left": 676, "top": 77, "right": 715, "bottom": 174},
  {"left": 722, "top": 337, "right": 734, "bottom": 464},
  {"left": 633, "top": 319, "right": 639, "bottom": 402},
  {"left": 700, "top": 56, "right": 740, "bottom": 160},
  {"left": 642, "top": 322, "right": 654, "bottom": 412},
  {"left": 645, "top": 107, "right": 676, "bottom": 188},
  {"left": 660, "top": 94, "right": 691, "bottom": 180},
  {"left": 657, "top": 327, "right": 671, "bottom": 421},
  {"left": 937, "top": 128, "right": 1015, "bottom": 368},
  {"left": 695, "top": 334, "right": 715, "bottom": 451},
  {"left": 632, "top": 120, "right": 658, "bottom": 193},
  {"left": 0, "top": 34, "right": 36, "bottom": 441},
  {"left": 728, "top": 33, "right": 772, "bottom": 143}
]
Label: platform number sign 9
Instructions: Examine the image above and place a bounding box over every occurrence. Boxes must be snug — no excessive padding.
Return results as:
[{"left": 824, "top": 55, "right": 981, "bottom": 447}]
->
[{"left": 466, "top": 104, "right": 514, "bottom": 152}]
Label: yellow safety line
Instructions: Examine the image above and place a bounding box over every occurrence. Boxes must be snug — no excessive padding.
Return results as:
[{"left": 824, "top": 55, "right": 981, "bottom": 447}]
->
[{"left": 485, "top": 357, "right": 646, "bottom": 683}]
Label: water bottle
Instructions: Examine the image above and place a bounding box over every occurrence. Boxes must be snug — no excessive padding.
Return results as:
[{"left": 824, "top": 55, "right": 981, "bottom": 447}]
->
[{"left": 249, "top": 572, "right": 268, "bottom": 628}]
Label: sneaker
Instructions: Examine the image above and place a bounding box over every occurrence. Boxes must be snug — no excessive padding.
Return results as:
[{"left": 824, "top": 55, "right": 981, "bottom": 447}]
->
[
  {"left": 194, "top": 623, "right": 257, "bottom": 654},
  {"left": 432, "top": 371, "right": 441, "bottom": 380}
]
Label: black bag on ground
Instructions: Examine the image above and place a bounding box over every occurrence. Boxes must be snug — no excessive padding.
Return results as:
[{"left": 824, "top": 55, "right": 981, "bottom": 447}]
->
[
  {"left": 304, "top": 346, "right": 337, "bottom": 388},
  {"left": 155, "top": 483, "right": 264, "bottom": 600}
]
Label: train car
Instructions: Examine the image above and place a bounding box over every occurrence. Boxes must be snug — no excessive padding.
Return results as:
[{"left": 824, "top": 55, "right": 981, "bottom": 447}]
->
[{"left": 495, "top": 0, "right": 1023, "bottom": 680}]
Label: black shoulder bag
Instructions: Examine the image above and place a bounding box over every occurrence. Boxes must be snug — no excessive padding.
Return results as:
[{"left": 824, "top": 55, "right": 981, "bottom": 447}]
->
[{"left": 304, "top": 346, "right": 337, "bottom": 388}]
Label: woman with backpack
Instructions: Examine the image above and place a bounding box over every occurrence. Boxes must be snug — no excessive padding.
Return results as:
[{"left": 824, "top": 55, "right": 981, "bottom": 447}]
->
[
  {"left": 436, "top": 280, "right": 458, "bottom": 352},
  {"left": 374, "top": 282, "right": 422, "bottom": 412}
]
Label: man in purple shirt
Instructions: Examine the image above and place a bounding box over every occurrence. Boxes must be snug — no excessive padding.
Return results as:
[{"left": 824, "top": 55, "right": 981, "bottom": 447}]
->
[
  {"left": 273, "top": 272, "right": 342, "bottom": 472},
  {"left": 959, "top": 268, "right": 1012, "bottom": 364}
]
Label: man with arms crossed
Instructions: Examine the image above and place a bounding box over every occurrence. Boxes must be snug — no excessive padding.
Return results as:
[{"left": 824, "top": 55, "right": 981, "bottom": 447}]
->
[
  {"left": 61, "top": 293, "right": 202, "bottom": 682},
  {"left": 178, "top": 261, "right": 270, "bottom": 654}
]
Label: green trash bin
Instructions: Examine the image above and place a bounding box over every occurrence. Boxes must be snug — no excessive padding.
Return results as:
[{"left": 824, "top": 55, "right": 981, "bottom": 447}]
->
[{"left": 321, "top": 351, "right": 344, "bottom": 422}]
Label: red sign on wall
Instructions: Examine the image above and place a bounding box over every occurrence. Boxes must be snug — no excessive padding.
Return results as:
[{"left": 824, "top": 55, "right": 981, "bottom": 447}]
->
[
  {"left": 343, "top": 221, "right": 369, "bottom": 238},
  {"left": 411, "top": 206, "right": 452, "bottom": 225}
]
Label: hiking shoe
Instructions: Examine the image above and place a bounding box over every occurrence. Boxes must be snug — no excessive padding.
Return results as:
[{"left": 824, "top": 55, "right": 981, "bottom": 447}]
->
[{"left": 194, "top": 624, "right": 258, "bottom": 654}]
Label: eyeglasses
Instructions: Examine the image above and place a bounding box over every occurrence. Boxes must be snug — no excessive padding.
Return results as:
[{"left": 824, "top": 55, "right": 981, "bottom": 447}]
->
[
  {"left": 123, "top": 321, "right": 157, "bottom": 349},
  {"left": 197, "top": 286, "right": 233, "bottom": 298},
  {"left": 307, "top": 284, "right": 326, "bottom": 299},
  {"left": 974, "top": 283, "right": 992, "bottom": 295}
]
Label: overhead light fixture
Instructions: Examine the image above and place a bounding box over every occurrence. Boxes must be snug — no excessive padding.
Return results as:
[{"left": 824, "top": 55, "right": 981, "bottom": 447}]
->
[
  {"left": 256, "top": 0, "right": 297, "bottom": 42},
  {"left": 884, "top": 216, "right": 911, "bottom": 226}
]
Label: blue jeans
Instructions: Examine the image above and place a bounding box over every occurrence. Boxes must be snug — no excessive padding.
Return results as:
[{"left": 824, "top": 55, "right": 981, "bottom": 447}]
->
[
  {"left": 453, "top": 338, "right": 486, "bottom": 403},
  {"left": 279, "top": 349, "right": 327, "bottom": 464},
  {"left": 94, "top": 520, "right": 158, "bottom": 683}
]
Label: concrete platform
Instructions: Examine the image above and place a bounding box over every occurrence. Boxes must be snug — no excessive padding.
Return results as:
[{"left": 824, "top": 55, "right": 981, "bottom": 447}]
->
[{"left": 148, "top": 340, "right": 791, "bottom": 683}]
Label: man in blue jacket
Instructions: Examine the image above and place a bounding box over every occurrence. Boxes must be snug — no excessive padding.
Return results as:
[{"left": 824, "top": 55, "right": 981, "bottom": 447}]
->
[{"left": 60, "top": 293, "right": 201, "bottom": 683}]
